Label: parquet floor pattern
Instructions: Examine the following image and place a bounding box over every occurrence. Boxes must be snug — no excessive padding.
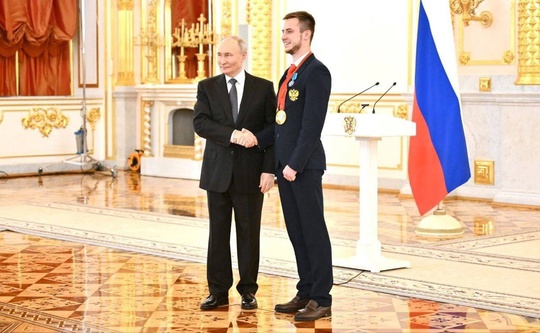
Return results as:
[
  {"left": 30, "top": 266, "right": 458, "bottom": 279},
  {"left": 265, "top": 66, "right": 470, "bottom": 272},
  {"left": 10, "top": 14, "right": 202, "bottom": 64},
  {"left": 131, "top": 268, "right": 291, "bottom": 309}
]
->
[{"left": 0, "top": 171, "right": 539, "bottom": 332}]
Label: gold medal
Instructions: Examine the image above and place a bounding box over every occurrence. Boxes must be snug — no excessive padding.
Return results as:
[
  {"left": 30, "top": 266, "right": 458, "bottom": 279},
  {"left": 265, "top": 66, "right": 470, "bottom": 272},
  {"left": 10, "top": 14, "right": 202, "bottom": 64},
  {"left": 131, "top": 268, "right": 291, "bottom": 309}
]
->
[{"left": 276, "top": 110, "right": 286, "bottom": 125}]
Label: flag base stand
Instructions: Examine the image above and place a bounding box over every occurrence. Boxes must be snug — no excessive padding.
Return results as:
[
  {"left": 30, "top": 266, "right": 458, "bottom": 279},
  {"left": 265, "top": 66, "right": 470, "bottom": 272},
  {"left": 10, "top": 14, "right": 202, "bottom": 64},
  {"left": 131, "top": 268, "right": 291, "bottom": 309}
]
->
[{"left": 415, "top": 209, "right": 464, "bottom": 237}]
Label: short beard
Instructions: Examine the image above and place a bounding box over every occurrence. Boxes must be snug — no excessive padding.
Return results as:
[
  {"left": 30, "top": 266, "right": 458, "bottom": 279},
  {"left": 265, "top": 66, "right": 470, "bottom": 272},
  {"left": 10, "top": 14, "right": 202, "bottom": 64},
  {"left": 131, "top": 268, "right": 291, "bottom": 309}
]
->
[{"left": 286, "top": 43, "right": 300, "bottom": 55}]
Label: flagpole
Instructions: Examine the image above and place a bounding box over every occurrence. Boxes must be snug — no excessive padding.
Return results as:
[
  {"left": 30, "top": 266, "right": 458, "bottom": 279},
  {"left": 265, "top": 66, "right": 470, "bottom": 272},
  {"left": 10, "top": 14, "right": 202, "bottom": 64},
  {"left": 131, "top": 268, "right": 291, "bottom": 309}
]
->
[{"left": 415, "top": 201, "right": 464, "bottom": 237}]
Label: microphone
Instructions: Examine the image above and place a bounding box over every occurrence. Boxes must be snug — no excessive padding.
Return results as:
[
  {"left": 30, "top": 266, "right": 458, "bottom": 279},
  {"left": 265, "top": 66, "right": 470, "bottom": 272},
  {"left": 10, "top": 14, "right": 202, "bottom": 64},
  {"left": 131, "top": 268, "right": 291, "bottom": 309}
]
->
[
  {"left": 337, "top": 82, "right": 379, "bottom": 113},
  {"left": 360, "top": 103, "right": 369, "bottom": 112},
  {"left": 372, "top": 82, "right": 396, "bottom": 114}
]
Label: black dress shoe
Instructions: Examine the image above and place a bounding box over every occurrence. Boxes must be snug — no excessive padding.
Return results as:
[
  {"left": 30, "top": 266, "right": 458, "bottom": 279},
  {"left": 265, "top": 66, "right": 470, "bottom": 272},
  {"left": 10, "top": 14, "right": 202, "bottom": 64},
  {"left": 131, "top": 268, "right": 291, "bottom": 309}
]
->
[
  {"left": 274, "top": 296, "right": 310, "bottom": 313},
  {"left": 294, "top": 300, "right": 331, "bottom": 321},
  {"left": 241, "top": 293, "right": 258, "bottom": 310},
  {"left": 200, "top": 294, "right": 228, "bottom": 310}
]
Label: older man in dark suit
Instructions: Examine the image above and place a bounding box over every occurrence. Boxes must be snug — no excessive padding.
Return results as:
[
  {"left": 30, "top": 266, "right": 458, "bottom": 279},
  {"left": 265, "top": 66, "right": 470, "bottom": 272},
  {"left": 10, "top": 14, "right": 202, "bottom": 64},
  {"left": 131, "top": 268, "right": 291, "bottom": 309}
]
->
[
  {"left": 193, "top": 36, "right": 276, "bottom": 311},
  {"left": 272, "top": 11, "right": 334, "bottom": 322}
]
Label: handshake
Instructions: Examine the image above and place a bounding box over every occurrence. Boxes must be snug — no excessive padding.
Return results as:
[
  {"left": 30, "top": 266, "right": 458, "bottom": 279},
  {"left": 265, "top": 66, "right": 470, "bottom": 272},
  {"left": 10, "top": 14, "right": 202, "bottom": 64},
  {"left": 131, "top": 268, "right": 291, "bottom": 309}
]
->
[{"left": 232, "top": 128, "right": 258, "bottom": 148}]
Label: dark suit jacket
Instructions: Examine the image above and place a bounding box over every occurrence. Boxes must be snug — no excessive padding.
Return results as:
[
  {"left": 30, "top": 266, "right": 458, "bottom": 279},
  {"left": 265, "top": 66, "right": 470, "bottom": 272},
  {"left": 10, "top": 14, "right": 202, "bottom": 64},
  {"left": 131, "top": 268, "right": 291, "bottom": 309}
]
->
[
  {"left": 193, "top": 71, "right": 276, "bottom": 193},
  {"left": 274, "top": 54, "right": 331, "bottom": 173}
]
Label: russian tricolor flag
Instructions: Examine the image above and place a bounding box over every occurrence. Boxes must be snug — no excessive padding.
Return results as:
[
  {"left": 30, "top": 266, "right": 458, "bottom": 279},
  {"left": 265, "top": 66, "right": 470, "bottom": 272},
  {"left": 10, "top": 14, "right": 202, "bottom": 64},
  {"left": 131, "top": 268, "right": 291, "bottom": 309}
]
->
[{"left": 408, "top": 0, "right": 471, "bottom": 216}]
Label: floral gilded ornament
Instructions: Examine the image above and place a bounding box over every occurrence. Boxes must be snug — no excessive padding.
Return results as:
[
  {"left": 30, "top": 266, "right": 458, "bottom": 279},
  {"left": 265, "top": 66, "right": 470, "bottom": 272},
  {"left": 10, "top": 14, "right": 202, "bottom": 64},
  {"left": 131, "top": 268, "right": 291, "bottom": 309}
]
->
[
  {"left": 86, "top": 108, "right": 101, "bottom": 131},
  {"left": 22, "top": 107, "right": 69, "bottom": 137}
]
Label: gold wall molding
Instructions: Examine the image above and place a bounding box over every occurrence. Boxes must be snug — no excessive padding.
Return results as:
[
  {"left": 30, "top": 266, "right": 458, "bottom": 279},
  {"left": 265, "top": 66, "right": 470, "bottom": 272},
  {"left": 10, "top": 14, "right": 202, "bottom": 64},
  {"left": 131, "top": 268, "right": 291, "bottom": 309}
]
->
[
  {"left": 116, "top": 0, "right": 135, "bottom": 85},
  {"left": 247, "top": 0, "right": 273, "bottom": 80},
  {"left": 515, "top": 0, "right": 540, "bottom": 84},
  {"left": 0, "top": 111, "right": 3, "bottom": 125},
  {"left": 21, "top": 107, "right": 69, "bottom": 137}
]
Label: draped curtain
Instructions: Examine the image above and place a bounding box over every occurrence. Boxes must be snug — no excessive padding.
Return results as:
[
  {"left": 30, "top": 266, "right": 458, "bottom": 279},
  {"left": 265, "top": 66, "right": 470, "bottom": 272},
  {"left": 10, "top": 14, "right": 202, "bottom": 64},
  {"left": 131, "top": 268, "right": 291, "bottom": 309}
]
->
[
  {"left": 171, "top": 0, "right": 209, "bottom": 78},
  {"left": 0, "top": 0, "right": 77, "bottom": 96}
]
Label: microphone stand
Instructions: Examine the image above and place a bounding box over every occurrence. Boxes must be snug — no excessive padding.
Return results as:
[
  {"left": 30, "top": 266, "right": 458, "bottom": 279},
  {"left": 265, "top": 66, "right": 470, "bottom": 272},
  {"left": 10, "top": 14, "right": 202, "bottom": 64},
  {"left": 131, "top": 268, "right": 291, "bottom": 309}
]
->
[
  {"left": 38, "top": 0, "right": 116, "bottom": 178},
  {"left": 372, "top": 82, "right": 396, "bottom": 114},
  {"left": 337, "top": 82, "right": 379, "bottom": 113}
]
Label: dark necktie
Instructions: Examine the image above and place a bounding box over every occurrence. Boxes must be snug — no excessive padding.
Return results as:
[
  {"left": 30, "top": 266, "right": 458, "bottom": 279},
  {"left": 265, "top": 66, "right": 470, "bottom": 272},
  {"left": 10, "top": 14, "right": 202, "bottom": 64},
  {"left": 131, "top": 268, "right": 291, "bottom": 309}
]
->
[{"left": 229, "top": 78, "right": 238, "bottom": 123}]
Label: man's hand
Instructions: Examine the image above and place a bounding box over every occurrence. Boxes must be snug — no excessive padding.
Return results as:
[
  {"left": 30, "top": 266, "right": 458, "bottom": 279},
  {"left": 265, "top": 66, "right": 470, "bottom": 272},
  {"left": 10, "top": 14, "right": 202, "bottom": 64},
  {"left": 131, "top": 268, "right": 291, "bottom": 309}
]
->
[
  {"left": 259, "top": 173, "right": 275, "bottom": 193},
  {"left": 232, "top": 129, "right": 258, "bottom": 148},
  {"left": 283, "top": 165, "right": 297, "bottom": 182}
]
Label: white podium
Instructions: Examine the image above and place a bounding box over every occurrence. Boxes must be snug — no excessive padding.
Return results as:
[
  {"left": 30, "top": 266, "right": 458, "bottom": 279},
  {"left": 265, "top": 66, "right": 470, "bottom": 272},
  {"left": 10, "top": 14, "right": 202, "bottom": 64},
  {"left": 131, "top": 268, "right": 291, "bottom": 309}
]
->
[{"left": 323, "top": 113, "right": 416, "bottom": 272}]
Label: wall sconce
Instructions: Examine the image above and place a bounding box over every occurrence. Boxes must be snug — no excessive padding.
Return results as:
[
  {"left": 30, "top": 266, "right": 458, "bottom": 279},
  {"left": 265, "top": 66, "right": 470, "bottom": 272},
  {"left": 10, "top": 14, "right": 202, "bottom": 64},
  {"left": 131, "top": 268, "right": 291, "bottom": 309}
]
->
[{"left": 450, "top": 0, "right": 493, "bottom": 27}]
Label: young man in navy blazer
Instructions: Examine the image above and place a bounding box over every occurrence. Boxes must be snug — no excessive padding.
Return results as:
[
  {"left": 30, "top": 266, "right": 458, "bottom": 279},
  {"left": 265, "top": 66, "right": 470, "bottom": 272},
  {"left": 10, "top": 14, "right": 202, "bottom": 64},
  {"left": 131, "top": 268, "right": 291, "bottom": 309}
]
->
[
  {"left": 272, "top": 11, "right": 334, "bottom": 321},
  {"left": 193, "top": 36, "right": 276, "bottom": 311}
]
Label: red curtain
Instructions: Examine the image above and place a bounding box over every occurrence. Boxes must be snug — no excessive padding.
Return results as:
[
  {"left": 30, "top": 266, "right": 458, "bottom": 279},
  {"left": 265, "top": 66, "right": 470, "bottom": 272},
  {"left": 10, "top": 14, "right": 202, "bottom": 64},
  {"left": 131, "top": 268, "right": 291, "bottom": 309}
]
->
[
  {"left": 0, "top": 0, "right": 77, "bottom": 96},
  {"left": 171, "top": 0, "right": 209, "bottom": 79}
]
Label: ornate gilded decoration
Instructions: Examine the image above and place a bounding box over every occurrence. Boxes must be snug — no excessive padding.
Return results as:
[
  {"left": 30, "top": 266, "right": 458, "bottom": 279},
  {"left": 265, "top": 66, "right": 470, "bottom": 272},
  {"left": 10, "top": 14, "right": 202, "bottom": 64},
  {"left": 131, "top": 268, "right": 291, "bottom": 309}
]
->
[
  {"left": 450, "top": 0, "right": 493, "bottom": 27},
  {"left": 247, "top": 0, "right": 273, "bottom": 79},
  {"left": 503, "top": 50, "right": 514, "bottom": 64},
  {"left": 394, "top": 104, "right": 409, "bottom": 119},
  {"left": 194, "top": 14, "right": 217, "bottom": 81},
  {"left": 171, "top": 19, "right": 198, "bottom": 81},
  {"left": 142, "top": 100, "right": 153, "bottom": 156},
  {"left": 117, "top": 0, "right": 133, "bottom": 10},
  {"left": 136, "top": 0, "right": 163, "bottom": 84},
  {"left": 337, "top": 102, "right": 370, "bottom": 114},
  {"left": 479, "top": 77, "right": 492, "bottom": 92},
  {"left": 22, "top": 107, "right": 69, "bottom": 137},
  {"left": 163, "top": 144, "right": 194, "bottom": 159},
  {"left": 116, "top": 0, "right": 135, "bottom": 85},
  {"left": 343, "top": 116, "right": 356, "bottom": 136},
  {"left": 459, "top": 51, "right": 471, "bottom": 65},
  {"left": 474, "top": 160, "right": 495, "bottom": 185},
  {"left": 86, "top": 107, "right": 101, "bottom": 131},
  {"left": 171, "top": 14, "right": 216, "bottom": 82},
  {"left": 515, "top": 0, "right": 540, "bottom": 84},
  {"left": 455, "top": 1, "right": 514, "bottom": 65},
  {"left": 222, "top": 1, "right": 233, "bottom": 37},
  {"left": 194, "top": 134, "right": 204, "bottom": 161}
]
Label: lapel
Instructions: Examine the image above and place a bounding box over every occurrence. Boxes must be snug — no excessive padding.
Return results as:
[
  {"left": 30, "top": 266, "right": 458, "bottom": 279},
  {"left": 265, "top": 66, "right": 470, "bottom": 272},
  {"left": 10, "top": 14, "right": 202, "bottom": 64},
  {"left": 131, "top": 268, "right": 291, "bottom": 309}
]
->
[
  {"left": 214, "top": 74, "right": 235, "bottom": 124},
  {"left": 294, "top": 54, "right": 314, "bottom": 80}
]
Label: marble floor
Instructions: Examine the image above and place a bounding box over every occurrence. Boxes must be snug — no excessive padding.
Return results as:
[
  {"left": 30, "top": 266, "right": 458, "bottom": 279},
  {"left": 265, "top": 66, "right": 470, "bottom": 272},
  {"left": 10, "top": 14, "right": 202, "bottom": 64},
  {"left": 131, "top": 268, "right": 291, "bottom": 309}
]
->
[{"left": 0, "top": 170, "right": 539, "bottom": 332}]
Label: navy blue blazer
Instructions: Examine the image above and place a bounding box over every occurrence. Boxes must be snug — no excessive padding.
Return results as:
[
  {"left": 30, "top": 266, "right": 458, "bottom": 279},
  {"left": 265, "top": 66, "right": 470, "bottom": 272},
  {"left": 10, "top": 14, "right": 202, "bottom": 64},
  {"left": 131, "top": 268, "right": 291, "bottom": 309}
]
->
[
  {"left": 193, "top": 71, "right": 276, "bottom": 193},
  {"left": 274, "top": 54, "right": 331, "bottom": 173}
]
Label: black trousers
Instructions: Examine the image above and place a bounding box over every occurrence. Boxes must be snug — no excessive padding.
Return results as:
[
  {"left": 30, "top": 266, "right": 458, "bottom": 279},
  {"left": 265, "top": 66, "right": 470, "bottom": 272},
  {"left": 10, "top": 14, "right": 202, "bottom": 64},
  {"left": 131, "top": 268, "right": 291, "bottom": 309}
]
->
[
  {"left": 206, "top": 185, "right": 263, "bottom": 296},
  {"left": 276, "top": 166, "right": 333, "bottom": 307}
]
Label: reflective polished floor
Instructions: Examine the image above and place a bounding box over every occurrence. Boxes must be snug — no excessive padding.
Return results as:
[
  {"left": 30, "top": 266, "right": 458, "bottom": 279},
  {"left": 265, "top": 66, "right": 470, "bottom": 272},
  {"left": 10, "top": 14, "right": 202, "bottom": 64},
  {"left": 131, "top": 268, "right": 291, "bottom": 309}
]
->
[{"left": 0, "top": 170, "right": 539, "bottom": 332}]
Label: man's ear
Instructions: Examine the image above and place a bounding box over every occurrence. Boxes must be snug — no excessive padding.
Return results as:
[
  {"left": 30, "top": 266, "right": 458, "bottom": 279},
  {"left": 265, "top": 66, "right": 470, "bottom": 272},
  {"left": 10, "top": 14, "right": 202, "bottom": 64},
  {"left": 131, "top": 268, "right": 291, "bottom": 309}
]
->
[{"left": 303, "top": 30, "right": 312, "bottom": 41}]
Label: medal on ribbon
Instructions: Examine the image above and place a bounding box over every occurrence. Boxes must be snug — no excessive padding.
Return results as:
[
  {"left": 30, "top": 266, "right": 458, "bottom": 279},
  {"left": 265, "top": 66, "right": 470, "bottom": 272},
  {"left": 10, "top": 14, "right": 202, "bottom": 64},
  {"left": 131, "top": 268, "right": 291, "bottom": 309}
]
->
[{"left": 276, "top": 110, "right": 286, "bottom": 125}]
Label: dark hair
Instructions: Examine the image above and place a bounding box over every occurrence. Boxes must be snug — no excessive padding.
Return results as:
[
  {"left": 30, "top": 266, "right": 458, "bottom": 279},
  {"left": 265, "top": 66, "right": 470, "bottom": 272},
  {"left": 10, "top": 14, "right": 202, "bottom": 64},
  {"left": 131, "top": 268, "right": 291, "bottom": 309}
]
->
[{"left": 283, "top": 11, "right": 315, "bottom": 42}]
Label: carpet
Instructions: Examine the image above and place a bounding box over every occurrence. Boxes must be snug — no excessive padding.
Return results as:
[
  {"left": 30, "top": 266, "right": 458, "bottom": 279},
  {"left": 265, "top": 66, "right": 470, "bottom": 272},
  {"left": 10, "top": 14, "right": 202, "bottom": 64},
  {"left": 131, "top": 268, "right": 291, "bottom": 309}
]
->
[{"left": 0, "top": 203, "right": 539, "bottom": 319}]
